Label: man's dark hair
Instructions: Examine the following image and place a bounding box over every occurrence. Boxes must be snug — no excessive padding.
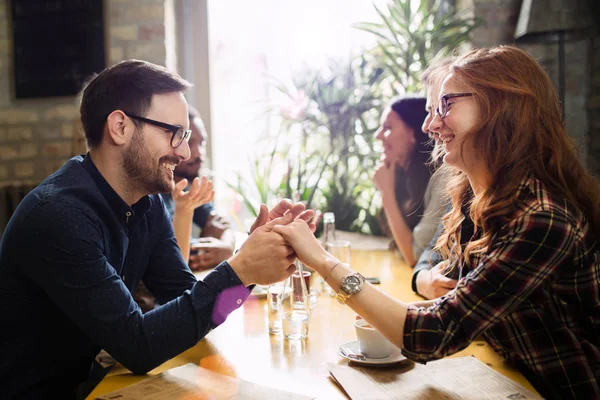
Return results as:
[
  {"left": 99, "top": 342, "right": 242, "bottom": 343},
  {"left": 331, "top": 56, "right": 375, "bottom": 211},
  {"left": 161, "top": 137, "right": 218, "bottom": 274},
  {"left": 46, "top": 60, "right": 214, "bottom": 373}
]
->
[{"left": 79, "top": 59, "right": 192, "bottom": 149}]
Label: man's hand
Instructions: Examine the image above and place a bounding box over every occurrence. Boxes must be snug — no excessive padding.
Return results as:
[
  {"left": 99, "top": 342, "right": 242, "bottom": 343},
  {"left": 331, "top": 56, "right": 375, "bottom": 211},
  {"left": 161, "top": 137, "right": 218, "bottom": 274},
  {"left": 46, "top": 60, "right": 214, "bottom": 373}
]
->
[
  {"left": 189, "top": 237, "right": 234, "bottom": 271},
  {"left": 201, "top": 212, "right": 231, "bottom": 239},
  {"left": 228, "top": 213, "right": 297, "bottom": 286},
  {"left": 249, "top": 199, "right": 316, "bottom": 234},
  {"left": 415, "top": 261, "right": 458, "bottom": 300},
  {"left": 172, "top": 176, "right": 214, "bottom": 214}
]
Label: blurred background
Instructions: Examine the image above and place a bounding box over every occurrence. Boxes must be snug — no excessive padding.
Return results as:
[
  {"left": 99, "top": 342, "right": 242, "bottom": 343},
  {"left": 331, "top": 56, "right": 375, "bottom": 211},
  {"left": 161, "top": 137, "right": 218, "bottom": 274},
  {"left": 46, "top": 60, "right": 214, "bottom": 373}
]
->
[{"left": 0, "top": 0, "right": 597, "bottom": 236}]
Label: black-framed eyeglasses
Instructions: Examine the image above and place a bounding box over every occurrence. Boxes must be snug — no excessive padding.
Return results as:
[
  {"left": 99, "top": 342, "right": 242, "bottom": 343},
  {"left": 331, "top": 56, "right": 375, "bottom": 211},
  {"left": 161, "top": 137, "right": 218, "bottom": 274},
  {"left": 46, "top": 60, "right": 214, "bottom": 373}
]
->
[
  {"left": 435, "top": 93, "right": 473, "bottom": 118},
  {"left": 124, "top": 113, "right": 192, "bottom": 148}
]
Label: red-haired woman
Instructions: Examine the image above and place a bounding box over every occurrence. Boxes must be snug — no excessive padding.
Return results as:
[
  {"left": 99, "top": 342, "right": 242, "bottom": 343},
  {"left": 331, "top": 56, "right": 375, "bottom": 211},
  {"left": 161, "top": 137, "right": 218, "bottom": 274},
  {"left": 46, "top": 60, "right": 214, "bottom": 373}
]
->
[{"left": 274, "top": 46, "right": 600, "bottom": 399}]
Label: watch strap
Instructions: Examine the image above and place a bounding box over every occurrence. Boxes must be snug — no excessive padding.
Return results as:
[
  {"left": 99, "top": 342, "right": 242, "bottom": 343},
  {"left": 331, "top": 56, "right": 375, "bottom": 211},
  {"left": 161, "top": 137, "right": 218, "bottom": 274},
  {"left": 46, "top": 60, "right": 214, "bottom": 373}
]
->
[{"left": 336, "top": 290, "right": 351, "bottom": 304}]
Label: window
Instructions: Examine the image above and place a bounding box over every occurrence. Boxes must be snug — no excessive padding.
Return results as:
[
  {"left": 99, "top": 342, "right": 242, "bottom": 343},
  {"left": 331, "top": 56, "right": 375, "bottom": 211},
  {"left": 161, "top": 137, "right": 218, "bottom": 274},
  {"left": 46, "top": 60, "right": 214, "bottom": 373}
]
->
[{"left": 184, "top": 0, "right": 381, "bottom": 229}]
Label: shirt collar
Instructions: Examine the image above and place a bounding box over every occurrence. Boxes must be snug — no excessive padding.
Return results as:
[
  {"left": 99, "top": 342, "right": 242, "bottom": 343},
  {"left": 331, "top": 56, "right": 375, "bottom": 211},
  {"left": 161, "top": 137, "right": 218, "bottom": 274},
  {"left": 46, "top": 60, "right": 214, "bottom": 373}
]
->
[
  {"left": 82, "top": 153, "right": 152, "bottom": 230},
  {"left": 514, "top": 172, "right": 537, "bottom": 200}
]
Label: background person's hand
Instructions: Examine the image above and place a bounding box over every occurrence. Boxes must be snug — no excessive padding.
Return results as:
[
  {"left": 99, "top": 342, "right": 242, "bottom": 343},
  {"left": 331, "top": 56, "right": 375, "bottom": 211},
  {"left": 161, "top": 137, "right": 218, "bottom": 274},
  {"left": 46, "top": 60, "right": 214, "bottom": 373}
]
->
[
  {"left": 189, "top": 237, "right": 234, "bottom": 271},
  {"left": 172, "top": 176, "right": 214, "bottom": 214},
  {"left": 415, "top": 261, "right": 458, "bottom": 300},
  {"left": 201, "top": 212, "right": 231, "bottom": 239},
  {"left": 272, "top": 219, "right": 329, "bottom": 273},
  {"left": 373, "top": 160, "right": 396, "bottom": 195},
  {"left": 228, "top": 213, "right": 297, "bottom": 286}
]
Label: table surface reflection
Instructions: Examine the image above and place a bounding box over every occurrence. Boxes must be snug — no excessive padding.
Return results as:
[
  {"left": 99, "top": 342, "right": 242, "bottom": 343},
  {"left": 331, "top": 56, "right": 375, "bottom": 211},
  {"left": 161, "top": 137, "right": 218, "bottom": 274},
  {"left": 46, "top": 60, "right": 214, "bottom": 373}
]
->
[{"left": 88, "top": 250, "right": 538, "bottom": 399}]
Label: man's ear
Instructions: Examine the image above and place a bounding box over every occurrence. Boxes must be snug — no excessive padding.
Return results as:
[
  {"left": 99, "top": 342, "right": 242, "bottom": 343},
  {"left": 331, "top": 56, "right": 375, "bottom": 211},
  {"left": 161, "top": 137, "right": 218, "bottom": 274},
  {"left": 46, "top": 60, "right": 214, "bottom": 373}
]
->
[{"left": 105, "top": 110, "right": 131, "bottom": 147}]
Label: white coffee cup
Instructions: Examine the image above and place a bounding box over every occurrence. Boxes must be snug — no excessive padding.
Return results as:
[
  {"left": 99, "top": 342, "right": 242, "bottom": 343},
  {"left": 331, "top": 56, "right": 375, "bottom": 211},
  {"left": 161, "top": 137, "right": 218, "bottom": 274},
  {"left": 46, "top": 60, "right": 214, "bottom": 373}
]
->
[{"left": 354, "top": 319, "right": 394, "bottom": 359}]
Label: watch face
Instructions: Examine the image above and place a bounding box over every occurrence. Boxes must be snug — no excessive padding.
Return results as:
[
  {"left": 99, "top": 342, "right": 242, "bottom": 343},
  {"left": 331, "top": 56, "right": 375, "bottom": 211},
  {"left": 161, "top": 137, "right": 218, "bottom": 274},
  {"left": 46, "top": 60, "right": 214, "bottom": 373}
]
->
[{"left": 345, "top": 276, "right": 362, "bottom": 294}]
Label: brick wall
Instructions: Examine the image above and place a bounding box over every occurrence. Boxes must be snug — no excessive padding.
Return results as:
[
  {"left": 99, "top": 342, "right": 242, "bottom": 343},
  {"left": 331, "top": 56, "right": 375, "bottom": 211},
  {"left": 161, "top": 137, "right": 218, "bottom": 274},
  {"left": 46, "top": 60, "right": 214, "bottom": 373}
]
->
[
  {"left": 589, "top": 36, "right": 600, "bottom": 175},
  {"left": 0, "top": 0, "right": 168, "bottom": 186},
  {"left": 458, "top": 0, "right": 599, "bottom": 176},
  {"left": 468, "top": 0, "right": 522, "bottom": 48}
]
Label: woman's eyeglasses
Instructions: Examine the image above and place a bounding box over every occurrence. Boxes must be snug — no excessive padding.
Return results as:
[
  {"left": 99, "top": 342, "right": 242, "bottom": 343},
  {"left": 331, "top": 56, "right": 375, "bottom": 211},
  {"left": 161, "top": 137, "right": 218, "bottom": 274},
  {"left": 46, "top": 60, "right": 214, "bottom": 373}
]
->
[
  {"left": 435, "top": 93, "right": 473, "bottom": 118},
  {"left": 124, "top": 113, "right": 191, "bottom": 148}
]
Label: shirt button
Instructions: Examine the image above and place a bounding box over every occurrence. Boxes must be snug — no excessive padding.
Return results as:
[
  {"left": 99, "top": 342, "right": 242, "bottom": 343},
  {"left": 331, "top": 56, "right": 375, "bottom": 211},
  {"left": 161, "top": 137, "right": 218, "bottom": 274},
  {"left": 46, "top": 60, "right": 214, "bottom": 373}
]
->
[{"left": 236, "top": 299, "right": 242, "bottom": 305}]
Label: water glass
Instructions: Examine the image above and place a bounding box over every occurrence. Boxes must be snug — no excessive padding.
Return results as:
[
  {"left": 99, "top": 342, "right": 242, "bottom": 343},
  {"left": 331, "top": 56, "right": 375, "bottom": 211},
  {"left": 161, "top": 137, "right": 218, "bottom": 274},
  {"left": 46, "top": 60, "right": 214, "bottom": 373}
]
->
[
  {"left": 293, "top": 270, "right": 311, "bottom": 302},
  {"left": 282, "top": 308, "right": 309, "bottom": 341},
  {"left": 267, "top": 282, "right": 284, "bottom": 334},
  {"left": 324, "top": 240, "right": 351, "bottom": 296},
  {"left": 301, "top": 263, "right": 323, "bottom": 308},
  {"left": 281, "top": 264, "right": 310, "bottom": 340}
]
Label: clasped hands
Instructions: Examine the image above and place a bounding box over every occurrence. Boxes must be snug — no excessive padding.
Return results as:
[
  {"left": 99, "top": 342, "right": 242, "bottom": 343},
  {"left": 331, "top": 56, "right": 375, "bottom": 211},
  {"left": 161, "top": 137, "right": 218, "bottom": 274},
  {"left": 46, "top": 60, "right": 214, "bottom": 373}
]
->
[{"left": 229, "top": 200, "right": 330, "bottom": 287}]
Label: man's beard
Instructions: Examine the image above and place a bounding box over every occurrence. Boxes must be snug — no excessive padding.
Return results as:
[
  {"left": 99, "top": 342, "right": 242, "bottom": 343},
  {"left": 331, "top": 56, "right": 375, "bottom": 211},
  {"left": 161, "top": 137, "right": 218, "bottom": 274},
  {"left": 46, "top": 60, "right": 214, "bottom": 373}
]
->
[{"left": 123, "top": 130, "right": 175, "bottom": 195}]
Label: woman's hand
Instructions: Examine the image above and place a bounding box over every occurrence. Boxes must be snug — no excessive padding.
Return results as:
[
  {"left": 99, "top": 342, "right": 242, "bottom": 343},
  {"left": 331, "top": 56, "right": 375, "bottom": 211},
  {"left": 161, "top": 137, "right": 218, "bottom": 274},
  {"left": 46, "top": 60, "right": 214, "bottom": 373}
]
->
[
  {"left": 272, "top": 219, "right": 329, "bottom": 273},
  {"left": 415, "top": 261, "right": 458, "bottom": 299},
  {"left": 373, "top": 160, "right": 396, "bottom": 196},
  {"left": 172, "top": 176, "right": 214, "bottom": 214}
]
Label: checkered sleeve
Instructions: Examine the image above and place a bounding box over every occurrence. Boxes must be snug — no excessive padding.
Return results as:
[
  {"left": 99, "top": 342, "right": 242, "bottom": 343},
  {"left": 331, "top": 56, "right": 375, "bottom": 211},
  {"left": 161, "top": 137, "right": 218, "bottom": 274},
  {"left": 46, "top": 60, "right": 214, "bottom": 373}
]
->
[{"left": 402, "top": 206, "right": 576, "bottom": 361}]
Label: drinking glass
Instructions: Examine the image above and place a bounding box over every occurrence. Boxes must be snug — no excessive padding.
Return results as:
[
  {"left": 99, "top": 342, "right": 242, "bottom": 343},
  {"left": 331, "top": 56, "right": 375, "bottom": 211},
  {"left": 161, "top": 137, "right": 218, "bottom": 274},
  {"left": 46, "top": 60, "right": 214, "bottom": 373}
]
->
[
  {"left": 299, "top": 261, "right": 321, "bottom": 308},
  {"left": 267, "top": 282, "right": 284, "bottom": 334},
  {"left": 281, "top": 263, "right": 310, "bottom": 340},
  {"left": 324, "top": 240, "right": 351, "bottom": 296}
]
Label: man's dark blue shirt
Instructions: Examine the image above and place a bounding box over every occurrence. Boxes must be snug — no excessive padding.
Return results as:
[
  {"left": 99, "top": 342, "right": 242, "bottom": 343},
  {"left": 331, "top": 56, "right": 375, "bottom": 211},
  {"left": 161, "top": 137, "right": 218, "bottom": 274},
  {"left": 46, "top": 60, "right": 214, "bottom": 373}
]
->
[{"left": 0, "top": 154, "right": 249, "bottom": 398}]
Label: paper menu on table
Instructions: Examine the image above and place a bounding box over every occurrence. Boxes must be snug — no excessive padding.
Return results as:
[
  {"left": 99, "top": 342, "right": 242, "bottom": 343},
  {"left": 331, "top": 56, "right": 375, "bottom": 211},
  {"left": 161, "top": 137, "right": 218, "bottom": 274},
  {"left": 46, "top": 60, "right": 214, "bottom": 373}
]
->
[
  {"left": 96, "top": 363, "right": 314, "bottom": 400},
  {"left": 326, "top": 356, "right": 542, "bottom": 400}
]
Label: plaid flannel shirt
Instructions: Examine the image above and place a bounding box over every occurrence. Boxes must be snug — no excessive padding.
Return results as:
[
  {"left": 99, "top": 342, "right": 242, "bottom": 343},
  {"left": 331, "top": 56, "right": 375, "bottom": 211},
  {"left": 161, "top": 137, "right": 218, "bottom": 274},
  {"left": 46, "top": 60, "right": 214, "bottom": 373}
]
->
[{"left": 402, "top": 175, "right": 600, "bottom": 399}]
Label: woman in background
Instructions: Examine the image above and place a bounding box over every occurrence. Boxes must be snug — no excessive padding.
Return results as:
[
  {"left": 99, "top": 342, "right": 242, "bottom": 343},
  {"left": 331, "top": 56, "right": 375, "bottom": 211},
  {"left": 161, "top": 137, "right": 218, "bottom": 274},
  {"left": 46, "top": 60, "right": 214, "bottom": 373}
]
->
[{"left": 374, "top": 96, "right": 444, "bottom": 266}]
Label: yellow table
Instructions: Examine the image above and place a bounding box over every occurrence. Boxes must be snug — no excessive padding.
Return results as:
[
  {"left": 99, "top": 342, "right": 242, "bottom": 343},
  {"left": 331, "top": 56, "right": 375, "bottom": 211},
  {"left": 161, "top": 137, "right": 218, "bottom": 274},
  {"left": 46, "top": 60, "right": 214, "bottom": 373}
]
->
[{"left": 88, "top": 250, "right": 538, "bottom": 399}]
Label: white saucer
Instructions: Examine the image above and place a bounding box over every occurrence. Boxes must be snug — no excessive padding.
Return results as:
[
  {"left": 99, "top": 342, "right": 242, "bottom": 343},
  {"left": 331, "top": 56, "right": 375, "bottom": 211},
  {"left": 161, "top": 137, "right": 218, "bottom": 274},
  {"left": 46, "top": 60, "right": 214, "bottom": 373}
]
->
[
  {"left": 337, "top": 340, "right": 408, "bottom": 366},
  {"left": 250, "top": 285, "right": 268, "bottom": 298}
]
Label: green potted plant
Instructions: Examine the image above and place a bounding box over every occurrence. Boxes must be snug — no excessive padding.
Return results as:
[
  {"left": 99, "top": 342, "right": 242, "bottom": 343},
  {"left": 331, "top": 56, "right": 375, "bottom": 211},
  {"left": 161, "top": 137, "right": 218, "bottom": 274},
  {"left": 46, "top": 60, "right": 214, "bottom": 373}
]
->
[
  {"left": 354, "top": 0, "right": 482, "bottom": 93},
  {"left": 227, "top": 0, "right": 483, "bottom": 236}
]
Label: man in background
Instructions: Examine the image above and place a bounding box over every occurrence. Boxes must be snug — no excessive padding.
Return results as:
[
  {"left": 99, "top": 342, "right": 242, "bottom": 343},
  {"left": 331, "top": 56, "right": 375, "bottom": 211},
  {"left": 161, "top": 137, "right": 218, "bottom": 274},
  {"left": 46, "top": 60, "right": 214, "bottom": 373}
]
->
[{"left": 161, "top": 106, "right": 234, "bottom": 270}]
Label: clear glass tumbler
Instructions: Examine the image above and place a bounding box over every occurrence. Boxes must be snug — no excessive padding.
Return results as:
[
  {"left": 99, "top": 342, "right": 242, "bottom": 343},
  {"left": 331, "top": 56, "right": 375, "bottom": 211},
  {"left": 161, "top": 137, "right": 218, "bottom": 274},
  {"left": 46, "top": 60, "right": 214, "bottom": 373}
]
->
[
  {"left": 324, "top": 240, "right": 351, "bottom": 296},
  {"left": 281, "top": 263, "right": 310, "bottom": 340},
  {"left": 267, "top": 282, "right": 284, "bottom": 334}
]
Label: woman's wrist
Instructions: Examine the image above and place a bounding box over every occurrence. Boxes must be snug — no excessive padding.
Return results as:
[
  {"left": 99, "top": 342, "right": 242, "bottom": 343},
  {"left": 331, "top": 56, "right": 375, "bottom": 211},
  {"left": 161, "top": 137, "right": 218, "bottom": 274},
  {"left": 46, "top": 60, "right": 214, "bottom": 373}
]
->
[
  {"left": 381, "top": 187, "right": 398, "bottom": 202},
  {"left": 322, "top": 260, "right": 341, "bottom": 282},
  {"left": 316, "top": 254, "right": 340, "bottom": 277}
]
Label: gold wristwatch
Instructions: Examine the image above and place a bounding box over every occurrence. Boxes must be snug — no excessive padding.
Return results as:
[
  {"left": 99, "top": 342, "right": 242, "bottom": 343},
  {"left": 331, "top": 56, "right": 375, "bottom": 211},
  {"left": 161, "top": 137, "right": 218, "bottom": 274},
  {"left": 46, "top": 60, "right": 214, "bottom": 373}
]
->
[{"left": 336, "top": 272, "right": 365, "bottom": 304}]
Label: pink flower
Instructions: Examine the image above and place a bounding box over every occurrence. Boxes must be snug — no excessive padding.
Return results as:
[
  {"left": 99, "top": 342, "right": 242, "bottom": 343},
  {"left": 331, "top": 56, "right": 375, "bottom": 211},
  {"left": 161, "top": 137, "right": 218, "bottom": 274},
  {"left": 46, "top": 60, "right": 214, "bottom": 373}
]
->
[{"left": 283, "top": 90, "right": 307, "bottom": 119}]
